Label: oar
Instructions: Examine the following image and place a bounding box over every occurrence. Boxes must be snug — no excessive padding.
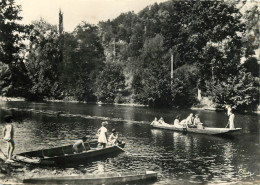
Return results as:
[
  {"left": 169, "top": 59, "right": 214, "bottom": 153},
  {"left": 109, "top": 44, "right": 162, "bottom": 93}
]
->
[
  {"left": 225, "top": 121, "right": 230, "bottom": 128},
  {"left": 117, "top": 145, "right": 127, "bottom": 153}
]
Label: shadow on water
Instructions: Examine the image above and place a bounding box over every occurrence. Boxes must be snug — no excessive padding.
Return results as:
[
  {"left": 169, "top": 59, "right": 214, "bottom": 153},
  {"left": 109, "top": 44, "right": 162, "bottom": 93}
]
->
[{"left": 55, "top": 151, "right": 125, "bottom": 168}]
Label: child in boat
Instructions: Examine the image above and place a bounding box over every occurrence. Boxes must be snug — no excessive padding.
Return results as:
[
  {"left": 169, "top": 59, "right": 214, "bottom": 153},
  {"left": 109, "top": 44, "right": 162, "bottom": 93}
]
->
[
  {"left": 151, "top": 117, "right": 159, "bottom": 126},
  {"left": 73, "top": 136, "right": 87, "bottom": 153},
  {"left": 97, "top": 121, "right": 108, "bottom": 148},
  {"left": 194, "top": 114, "right": 204, "bottom": 129},
  {"left": 108, "top": 128, "right": 119, "bottom": 146},
  {"left": 3, "top": 115, "right": 15, "bottom": 163}
]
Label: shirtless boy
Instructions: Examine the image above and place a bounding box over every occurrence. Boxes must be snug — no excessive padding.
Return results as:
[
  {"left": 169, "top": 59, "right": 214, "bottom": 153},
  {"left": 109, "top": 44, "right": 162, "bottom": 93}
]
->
[{"left": 3, "top": 115, "right": 15, "bottom": 162}]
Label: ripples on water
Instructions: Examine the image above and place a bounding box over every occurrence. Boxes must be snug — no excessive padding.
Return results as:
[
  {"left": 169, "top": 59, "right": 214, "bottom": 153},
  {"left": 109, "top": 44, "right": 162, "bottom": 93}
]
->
[{"left": 0, "top": 102, "right": 259, "bottom": 184}]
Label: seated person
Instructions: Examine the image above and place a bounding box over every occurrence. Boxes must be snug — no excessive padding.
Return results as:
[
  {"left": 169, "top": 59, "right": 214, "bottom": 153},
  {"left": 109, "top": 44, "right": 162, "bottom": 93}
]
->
[
  {"left": 179, "top": 119, "right": 188, "bottom": 128},
  {"left": 186, "top": 113, "right": 194, "bottom": 126},
  {"left": 194, "top": 114, "right": 204, "bottom": 129},
  {"left": 179, "top": 113, "right": 194, "bottom": 128},
  {"left": 173, "top": 115, "right": 183, "bottom": 128},
  {"left": 151, "top": 117, "right": 159, "bottom": 126},
  {"left": 108, "top": 128, "right": 119, "bottom": 145},
  {"left": 158, "top": 117, "right": 168, "bottom": 125},
  {"left": 73, "top": 136, "right": 87, "bottom": 153}
]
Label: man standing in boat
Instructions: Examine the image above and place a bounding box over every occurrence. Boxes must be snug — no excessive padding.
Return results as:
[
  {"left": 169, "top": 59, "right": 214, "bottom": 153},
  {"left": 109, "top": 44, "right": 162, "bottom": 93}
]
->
[{"left": 225, "top": 105, "right": 235, "bottom": 129}]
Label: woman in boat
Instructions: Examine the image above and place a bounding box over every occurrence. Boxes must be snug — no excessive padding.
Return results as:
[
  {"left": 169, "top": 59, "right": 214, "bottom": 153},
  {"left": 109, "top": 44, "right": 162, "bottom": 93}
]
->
[
  {"left": 158, "top": 117, "right": 168, "bottom": 125},
  {"left": 225, "top": 105, "right": 235, "bottom": 129},
  {"left": 97, "top": 121, "right": 108, "bottom": 148},
  {"left": 173, "top": 115, "right": 183, "bottom": 128},
  {"left": 108, "top": 128, "right": 118, "bottom": 146},
  {"left": 73, "top": 136, "right": 87, "bottom": 153},
  {"left": 151, "top": 117, "right": 159, "bottom": 126},
  {"left": 194, "top": 114, "right": 204, "bottom": 129},
  {"left": 2, "top": 115, "right": 15, "bottom": 162}
]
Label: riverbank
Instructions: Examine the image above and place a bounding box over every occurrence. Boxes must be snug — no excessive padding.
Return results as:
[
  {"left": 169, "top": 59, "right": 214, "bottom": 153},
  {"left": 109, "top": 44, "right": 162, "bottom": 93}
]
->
[
  {"left": 0, "top": 96, "right": 259, "bottom": 114},
  {"left": 0, "top": 149, "right": 23, "bottom": 184},
  {"left": 0, "top": 96, "right": 25, "bottom": 102}
]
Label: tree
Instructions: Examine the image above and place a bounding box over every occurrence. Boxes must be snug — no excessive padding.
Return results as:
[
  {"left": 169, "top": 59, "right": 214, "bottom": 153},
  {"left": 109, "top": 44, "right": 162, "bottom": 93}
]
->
[
  {"left": 95, "top": 62, "right": 125, "bottom": 103},
  {"left": 25, "top": 19, "right": 62, "bottom": 100},
  {"left": 242, "top": 5, "right": 260, "bottom": 58},
  {"left": 206, "top": 68, "right": 258, "bottom": 111},
  {"left": 171, "top": 65, "right": 199, "bottom": 108},
  {"left": 61, "top": 22, "right": 105, "bottom": 101},
  {"left": 0, "top": 0, "right": 30, "bottom": 97},
  {"left": 132, "top": 34, "right": 172, "bottom": 106}
]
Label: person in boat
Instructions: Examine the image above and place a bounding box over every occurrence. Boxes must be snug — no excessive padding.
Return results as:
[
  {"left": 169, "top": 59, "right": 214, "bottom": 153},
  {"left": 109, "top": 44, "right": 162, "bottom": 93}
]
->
[
  {"left": 97, "top": 121, "right": 108, "bottom": 148},
  {"left": 108, "top": 128, "right": 119, "bottom": 146},
  {"left": 194, "top": 114, "right": 204, "bottom": 129},
  {"left": 173, "top": 115, "right": 183, "bottom": 128},
  {"left": 158, "top": 117, "right": 168, "bottom": 125},
  {"left": 186, "top": 113, "right": 194, "bottom": 127},
  {"left": 225, "top": 105, "right": 235, "bottom": 129},
  {"left": 179, "top": 113, "right": 194, "bottom": 128},
  {"left": 2, "top": 115, "right": 15, "bottom": 162},
  {"left": 151, "top": 117, "right": 159, "bottom": 126},
  {"left": 73, "top": 136, "right": 87, "bottom": 153}
]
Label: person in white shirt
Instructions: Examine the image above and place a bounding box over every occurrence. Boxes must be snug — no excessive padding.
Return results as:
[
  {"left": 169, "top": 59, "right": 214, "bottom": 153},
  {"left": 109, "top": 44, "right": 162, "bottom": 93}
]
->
[
  {"left": 194, "top": 114, "right": 204, "bottom": 129},
  {"left": 151, "top": 117, "right": 159, "bottom": 126},
  {"left": 97, "top": 121, "right": 108, "bottom": 148},
  {"left": 108, "top": 128, "right": 118, "bottom": 146},
  {"left": 225, "top": 105, "right": 235, "bottom": 129},
  {"left": 158, "top": 117, "right": 168, "bottom": 126},
  {"left": 180, "top": 113, "right": 194, "bottom": 128},
  {"left": 173, "top": 115, "right": 183, "bottom": 128}
]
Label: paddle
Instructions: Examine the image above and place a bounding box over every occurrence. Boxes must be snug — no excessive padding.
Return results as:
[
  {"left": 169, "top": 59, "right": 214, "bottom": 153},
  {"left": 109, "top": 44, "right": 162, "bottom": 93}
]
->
[
  {"left": 225, "top": 120, "right": 230, "bottom": 128},
  {"left": 117, "top": 145, "right": 127, "bottom": 153}
]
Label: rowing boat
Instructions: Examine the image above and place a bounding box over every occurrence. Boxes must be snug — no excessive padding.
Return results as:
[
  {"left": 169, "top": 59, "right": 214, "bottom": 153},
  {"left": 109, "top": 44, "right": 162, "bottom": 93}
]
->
[
  {"left": 23, "top": 170, "right": 157, "bottom": 184},
  {"left": 152, "top": 124, "right": 242, "bottom": 135},
  {"left": 14, "top": 140, "right": 125, "bottom": 165}
]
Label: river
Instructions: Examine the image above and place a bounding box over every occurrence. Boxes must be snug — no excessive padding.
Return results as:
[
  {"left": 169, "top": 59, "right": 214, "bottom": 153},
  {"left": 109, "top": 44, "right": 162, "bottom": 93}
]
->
[{"left": 0, "top": 101, "right": 259, "bottom": 184}]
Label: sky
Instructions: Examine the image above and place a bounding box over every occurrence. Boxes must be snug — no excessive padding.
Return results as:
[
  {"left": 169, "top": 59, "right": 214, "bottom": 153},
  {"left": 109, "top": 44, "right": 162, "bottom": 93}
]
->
[{"left": 16, "top": 0, "right": 168, "bottom": 32}]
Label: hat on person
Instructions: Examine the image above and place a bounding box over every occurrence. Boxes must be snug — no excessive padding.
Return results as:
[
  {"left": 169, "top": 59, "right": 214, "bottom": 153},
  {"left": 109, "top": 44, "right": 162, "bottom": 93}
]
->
[
  {"left": 195, "top": 114, "right": 199, "bottom": 116},
  {"left": 112, "top": 128, "right": 116, "bottom": 133}
]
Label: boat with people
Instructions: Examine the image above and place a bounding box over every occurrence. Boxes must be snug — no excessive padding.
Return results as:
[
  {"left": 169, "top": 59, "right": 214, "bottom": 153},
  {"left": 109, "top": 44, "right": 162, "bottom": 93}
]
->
[
  {"left": 23, "top": 170, "right": 157, "bottom": 184},
  {"left": 14, "top": 140, "right": 125, "bottom": 165},
  {"left": 151, "top": 123, "right": 242, "bottom": 135}
]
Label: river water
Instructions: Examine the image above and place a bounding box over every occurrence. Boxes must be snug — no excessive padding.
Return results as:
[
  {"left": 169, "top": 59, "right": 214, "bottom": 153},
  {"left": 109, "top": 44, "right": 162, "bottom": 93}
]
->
[{"left": 0, "top": 101, "right": 259, "bottom": 184}]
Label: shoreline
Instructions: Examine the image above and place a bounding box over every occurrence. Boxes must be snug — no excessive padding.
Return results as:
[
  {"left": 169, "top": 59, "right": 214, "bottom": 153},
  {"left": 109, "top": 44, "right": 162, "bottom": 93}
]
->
[{"left": 0, "top": 97, "right": 259, "bottom": 114}]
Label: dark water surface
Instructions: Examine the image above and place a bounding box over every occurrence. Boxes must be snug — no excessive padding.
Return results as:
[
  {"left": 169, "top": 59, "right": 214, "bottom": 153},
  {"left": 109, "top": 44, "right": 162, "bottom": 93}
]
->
[{"left": 0, "top": 101, "right": 259, "bottom": 184}]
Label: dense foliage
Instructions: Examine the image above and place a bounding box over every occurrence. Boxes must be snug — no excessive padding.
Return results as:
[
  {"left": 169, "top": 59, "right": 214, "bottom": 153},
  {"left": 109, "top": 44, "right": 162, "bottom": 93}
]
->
[
  {"left": 26, "top": 19, "right": 62, "bottom": 100},
  {"left": 0, "top": 0, "right": 259, "bottom": 111},
  {"left": 61, "top": 22, "right": 105, "bottom": 101},
  {"left": 0, "top": 0, "right": 30, "bottom": 97},
  {"left": 95, "top": 62, "right": 125, "bottom": 103}
]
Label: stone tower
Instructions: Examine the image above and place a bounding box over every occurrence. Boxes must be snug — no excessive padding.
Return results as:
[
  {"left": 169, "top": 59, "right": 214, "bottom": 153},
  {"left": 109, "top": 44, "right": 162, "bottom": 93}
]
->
[{"left": 59, "top": 9, "right": 63, "bottom": 35}]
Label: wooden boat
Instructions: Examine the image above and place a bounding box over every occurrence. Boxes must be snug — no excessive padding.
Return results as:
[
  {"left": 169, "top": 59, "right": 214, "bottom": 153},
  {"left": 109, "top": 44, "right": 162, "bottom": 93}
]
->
[
  {"left": 23, "top": 170, "right": 157, "bottom": 184},
  {"left": 152, "top": 124, "right": 242, "bottom": 135},
  {"left": 14, "top": 140, "right": 125, "bottom": 165}
]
